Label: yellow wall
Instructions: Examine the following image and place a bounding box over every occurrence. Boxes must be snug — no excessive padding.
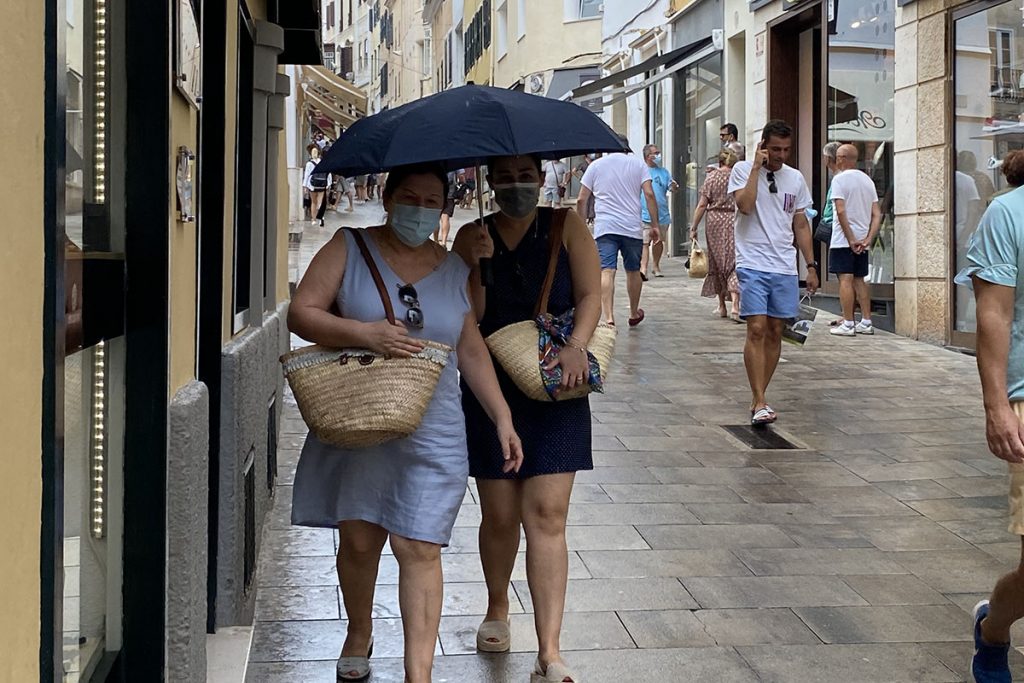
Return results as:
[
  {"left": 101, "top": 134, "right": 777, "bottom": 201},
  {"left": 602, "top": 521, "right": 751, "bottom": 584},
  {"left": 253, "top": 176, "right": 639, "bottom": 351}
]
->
[
  {"left": 0, "top": 3, "right": 44, "bottom": 680},
  {"left": 169, "top": 95, "right": 200, "bottom": 395},
  {"left": 492, "top": 0, "right": 601, "bottom": 90},
  {"left": 464, "top": 0, "right": 491, "bottom": 85}
]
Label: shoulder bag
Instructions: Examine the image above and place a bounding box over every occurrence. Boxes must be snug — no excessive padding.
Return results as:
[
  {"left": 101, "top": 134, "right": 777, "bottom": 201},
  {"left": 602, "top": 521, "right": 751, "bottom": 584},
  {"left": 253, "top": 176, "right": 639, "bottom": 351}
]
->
[
  {"left": 280, "top": 229, "right": 452, "bottom": 449},
  {"left": 484, "top": 210, "right": 616, "bottom": 402}
]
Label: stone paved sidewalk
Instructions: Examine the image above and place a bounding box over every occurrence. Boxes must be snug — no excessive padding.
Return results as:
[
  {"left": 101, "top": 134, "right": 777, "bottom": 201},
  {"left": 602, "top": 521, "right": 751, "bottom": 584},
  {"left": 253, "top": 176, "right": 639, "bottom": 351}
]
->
[{"left": 248, "top": 206, "right": 1024, "bottom": 681}]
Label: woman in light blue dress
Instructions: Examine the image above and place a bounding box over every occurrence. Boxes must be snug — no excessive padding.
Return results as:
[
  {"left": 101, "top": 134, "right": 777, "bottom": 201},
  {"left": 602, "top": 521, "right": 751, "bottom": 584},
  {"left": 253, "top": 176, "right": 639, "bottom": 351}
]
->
[{"left": 288, "top": 164, "right": 522, "bottom": 683}]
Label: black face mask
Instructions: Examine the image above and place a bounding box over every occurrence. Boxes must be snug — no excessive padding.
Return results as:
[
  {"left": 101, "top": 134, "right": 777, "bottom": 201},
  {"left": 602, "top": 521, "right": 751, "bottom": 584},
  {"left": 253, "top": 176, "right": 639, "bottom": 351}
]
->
[{"left": 493, "top": 183, "right": 539, "bottom": 219}]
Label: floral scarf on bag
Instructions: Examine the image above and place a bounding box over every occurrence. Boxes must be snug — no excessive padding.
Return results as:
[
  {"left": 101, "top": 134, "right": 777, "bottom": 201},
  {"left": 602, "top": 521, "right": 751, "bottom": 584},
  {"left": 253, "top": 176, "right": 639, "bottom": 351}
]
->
[{"left": 537, "top": 309, "right": 603, "bottom": 399}]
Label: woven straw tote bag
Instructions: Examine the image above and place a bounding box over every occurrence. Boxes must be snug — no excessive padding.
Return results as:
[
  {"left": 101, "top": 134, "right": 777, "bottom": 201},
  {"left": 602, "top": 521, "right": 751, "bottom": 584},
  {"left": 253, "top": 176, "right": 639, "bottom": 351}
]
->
[
  {"left": 280, "top": 229, "right": 452, "bottom": 449},
  {"left": 687, "top": 239, "right": 708, "bottom": 279},
  {"left": 484, "top": 210, "right": 616, "bottom": 402}
]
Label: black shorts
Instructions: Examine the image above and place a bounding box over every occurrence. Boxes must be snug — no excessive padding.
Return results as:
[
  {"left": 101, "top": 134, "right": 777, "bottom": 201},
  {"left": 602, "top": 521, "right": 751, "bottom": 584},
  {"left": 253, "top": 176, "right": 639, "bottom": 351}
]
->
[
  {"left": 829, "top": 247, "right": 869, "bottom": 278},
  {"left": 443, "top": 198, "right": 456, "bottom": 216}
]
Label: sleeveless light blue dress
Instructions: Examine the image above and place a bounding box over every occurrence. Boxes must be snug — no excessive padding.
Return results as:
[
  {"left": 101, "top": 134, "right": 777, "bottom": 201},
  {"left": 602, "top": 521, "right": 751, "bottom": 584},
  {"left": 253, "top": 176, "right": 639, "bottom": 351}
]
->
[{"left": 291, "top": 229, "right": 471, "bottom": 545}]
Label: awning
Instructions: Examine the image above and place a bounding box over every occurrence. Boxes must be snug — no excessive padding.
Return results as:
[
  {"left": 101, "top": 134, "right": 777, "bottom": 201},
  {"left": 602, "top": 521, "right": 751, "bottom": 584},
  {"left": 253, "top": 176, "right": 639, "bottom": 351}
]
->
[
  {"left": 571, "top": 39, "right": 715, "bottom": 111},
  {"left": 297, "top": 65, "right": 367, "bottom": 127},
  {"left": 572, "top": 38, "right": 710, "bottom": 100}
]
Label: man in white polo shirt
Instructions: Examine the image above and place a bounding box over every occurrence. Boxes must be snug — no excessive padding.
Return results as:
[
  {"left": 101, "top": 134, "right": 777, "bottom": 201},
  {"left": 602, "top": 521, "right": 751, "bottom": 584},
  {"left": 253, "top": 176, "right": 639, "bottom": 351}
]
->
[
  {"left": 577, "top": 136, "right": 661, "bottom": 327},
  {"left": 729, "top": 120, "right": 819, "bottom": 426},
  {"left": 828, "top": 144, "right": 881, "bottom": 337}
]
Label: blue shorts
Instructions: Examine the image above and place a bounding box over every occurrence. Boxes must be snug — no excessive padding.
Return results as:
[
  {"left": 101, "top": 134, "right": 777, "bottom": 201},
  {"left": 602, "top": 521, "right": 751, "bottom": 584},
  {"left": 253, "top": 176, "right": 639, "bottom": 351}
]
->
[
  {"left": 737, "top": 267, "right": 799, "bottom": 320},
  {"left": 596, "top": 234, "right": 643, "bottom": 272}
]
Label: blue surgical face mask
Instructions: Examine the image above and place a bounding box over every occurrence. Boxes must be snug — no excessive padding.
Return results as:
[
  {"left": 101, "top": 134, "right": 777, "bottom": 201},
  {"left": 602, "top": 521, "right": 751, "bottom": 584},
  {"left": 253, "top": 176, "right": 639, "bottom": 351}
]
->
[
  {"left": 653, "top": 154, "right": 663, "bottom": 166},
  {"left": 388, "top": 202, "right": 441, "bottom": 247}
]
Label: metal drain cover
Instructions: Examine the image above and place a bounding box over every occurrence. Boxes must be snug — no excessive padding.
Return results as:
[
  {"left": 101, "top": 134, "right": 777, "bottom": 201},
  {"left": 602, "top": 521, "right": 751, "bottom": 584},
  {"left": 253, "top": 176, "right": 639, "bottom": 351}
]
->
[{"left": 722, "top": 425, "right": 800, "bottom": 449}]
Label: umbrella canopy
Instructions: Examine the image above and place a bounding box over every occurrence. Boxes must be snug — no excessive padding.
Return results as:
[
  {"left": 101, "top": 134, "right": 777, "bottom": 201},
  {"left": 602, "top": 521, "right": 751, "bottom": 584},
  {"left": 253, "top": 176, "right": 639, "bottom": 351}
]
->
[{"left": 315, "top": 84, "right": 627, "bottom": 177}]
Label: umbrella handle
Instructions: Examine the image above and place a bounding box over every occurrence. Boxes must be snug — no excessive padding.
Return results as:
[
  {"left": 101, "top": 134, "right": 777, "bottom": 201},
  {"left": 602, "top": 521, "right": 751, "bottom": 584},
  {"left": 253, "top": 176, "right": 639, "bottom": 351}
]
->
[{"left": 476, "top": 167, "right": 494, "bottom": 287}]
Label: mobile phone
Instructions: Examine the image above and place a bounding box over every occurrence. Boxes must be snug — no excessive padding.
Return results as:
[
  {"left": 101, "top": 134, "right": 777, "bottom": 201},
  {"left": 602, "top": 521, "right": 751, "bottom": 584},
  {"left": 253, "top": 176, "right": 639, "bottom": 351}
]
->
[{"left": 759, "top": 139, "right": 768, "bottom": 166}]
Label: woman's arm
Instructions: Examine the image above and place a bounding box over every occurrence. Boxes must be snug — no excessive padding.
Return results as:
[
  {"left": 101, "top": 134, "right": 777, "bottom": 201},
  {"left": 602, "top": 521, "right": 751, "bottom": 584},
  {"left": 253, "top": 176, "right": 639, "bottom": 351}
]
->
[
  {"left": 689, "top": 194, "right": 709, "bottom": 239},
  {"left": 451, "top": 220, "right": 492, "bottom": 321},
  {"left": 287, "top": 230, "right": 425, "bottom": 357},
  {"left": 456, "top": 311, "right": 523, "bottom": 472},
  {"left": 563, "top": 209, "right": 602, "bottom": 345}
]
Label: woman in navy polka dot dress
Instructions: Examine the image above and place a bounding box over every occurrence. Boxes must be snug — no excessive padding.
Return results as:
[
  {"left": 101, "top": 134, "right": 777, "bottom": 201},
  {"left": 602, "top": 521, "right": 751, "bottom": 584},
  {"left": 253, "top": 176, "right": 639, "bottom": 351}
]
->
[{"left": 454, "top": 154, "right": 602, "bottom": 683}]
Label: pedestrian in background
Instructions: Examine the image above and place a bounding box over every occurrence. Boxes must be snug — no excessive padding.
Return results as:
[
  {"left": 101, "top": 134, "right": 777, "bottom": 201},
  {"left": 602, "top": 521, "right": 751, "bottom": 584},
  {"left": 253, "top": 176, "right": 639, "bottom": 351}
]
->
[
  {"left": 303, "top": 145, "right": 331, "bottom": 227},
  {"left": 729, "top": 120, "right": 819, "bottom": 425},
  {"left": 640, "top": 143, "right": 676, "bottom": 280},
  {"left": 576, "top": 135, "right": 660, "bottom": 327},
  {"left": 453, "top": 154, "right": 602, "bottom": 683},
  {"left": 720, "top": 122, "right": 739, "bottom": 146},
  {"left": 958, "top": 149, "right": 1024, "bottom": 683},
  {"left": 434, "top": 170, "right": 460, "bottom": 247},
  {"left": 543, "top": 158, "right": 570, "bottom": 209},
  {"left": 828, "top": 144, "right": 881, "bottom": 337},
  {"left": 573, "top": 154, "right": 598, "bottom": 227},
  {"left": 288, "top": 164, "right": 523, "bottom": 683},
  {"left": 690, "top": 147, "right": 740, "bottom": 320}
]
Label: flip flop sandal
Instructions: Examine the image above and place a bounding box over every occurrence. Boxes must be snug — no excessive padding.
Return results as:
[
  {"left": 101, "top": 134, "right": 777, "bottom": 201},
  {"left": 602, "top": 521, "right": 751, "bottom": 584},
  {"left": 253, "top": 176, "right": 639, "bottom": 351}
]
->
[
  {"left": 751, "top": 407, "right": 777, "bottom": 426},
  {"left": 476, "top": 618, "right": 511, "bottom": 653},
  {"left": 337, "top": 638, "right": 373, "bottom": 682},
  {"left": 628, "top": 309, "right": 645, "bottom": 327},
  {"left": 640, "top": 272, "right": 649, "bottom": 282},
  {"left": 531, "top": 658, "right": 581, "bottom": 683}
]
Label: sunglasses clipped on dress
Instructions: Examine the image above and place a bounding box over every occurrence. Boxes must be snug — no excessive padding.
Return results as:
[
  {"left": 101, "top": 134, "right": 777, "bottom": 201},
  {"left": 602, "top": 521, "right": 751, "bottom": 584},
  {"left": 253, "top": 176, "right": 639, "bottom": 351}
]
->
[{"left": 398, "top": 283, "right": 424, "bottom": 329}]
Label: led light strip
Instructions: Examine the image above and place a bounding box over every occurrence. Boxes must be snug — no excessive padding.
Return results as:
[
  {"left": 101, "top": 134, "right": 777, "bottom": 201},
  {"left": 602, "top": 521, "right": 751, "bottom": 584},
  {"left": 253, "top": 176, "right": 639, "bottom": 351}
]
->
[
  {"left": 90, "top": 341, "right": 106, "bottom": 539},
  {"left": 93, "top": 0, "right": 107, "bottom": 203}
]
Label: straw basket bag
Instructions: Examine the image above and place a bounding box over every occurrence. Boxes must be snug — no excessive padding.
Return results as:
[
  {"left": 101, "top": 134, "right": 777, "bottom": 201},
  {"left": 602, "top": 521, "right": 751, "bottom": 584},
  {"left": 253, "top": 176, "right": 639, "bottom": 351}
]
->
[
  {"left": 280, "top": 229, "right": 452, "bottom": 449},
  {"left": 687, "top": 239, "right": 708, "bottom": 279},
  {"left": 484, "top": 210, "right": 616, "bottom": 402}
]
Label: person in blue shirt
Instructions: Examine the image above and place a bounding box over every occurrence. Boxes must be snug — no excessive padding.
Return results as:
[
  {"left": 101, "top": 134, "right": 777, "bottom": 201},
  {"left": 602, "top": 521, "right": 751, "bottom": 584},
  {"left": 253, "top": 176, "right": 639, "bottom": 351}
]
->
[
  {"left": 957, "top": 149, "right": 1024, "bottom": 683},
  {"left": 640, "top": 144, "right": 677, "bottom": 279}
]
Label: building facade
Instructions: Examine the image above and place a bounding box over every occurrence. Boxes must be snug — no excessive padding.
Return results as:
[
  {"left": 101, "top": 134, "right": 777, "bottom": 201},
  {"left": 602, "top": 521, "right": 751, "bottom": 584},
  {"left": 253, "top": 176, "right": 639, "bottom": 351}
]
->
[{"left": 2, "top": 0, "right": 325, "bottom": 680}]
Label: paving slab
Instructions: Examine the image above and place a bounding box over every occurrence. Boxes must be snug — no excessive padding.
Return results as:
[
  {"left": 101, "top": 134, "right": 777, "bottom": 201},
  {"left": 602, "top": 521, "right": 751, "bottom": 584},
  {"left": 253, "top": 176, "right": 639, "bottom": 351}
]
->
[
  {"left": 737, "top": 643, "right": 959, "bottom": 682},
  {"left": 792, "top": 604, "right": 970, "bottom": 643},
  {"left": 695, "top": 608, "right": 821, "bottom": 646},
  {"left": 682, "top": 576, "right": 867, "bottom": 608}
]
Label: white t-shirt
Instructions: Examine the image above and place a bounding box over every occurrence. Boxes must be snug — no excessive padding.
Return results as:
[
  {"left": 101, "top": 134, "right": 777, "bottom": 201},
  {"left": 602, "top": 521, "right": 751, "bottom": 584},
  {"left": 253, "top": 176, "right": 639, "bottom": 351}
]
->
[
  {"left": 581, "top": 153, "right": 653, "bottom": 240},
  {"left": 304, "top": 160, "right": 332, "bottom": 190},
  {"left": 544, "top": 161, "right": 568, "bottom": 189},
  {"left": 727, "top": 160, "right": 812, "bottom": 276},
  {"left": 955, "top": 170, "right": 981, "bottom": 239},
  {"left": 829, "top": 169, "right": 879, "bottom": 248}
]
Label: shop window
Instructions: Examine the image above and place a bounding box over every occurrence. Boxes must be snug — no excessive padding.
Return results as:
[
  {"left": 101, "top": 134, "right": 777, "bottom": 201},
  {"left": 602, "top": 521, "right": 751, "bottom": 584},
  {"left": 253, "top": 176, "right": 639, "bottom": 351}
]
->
[
  {"left": 954, "top": 2, "right": 1024, "bottom": 333},
  {"left": 826, "top": 0, "right": 896, "bottom": 286},
  {"left": 233, "top": 13, "right": 255, "bottom": 331},
  {"left": 62, "top": 0, "right": 128, "bottom": 676},
  {"left": 496, "top": 1, "right": 508, "bottom": 58}
]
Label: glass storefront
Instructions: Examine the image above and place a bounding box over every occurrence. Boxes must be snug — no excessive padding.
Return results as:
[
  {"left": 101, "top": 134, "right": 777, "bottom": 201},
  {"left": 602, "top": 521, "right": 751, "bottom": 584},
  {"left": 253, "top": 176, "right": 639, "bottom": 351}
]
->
[
  {"left": 63, "top": 0, "right": 126, "bottom": 677},
  {"left": 954, "top": 0, "right": 1024, "bottom": 333},
  {"left": 826, "top": 0, "right": 896, "bottom": 285},
  {"left": 673, "top": 52, "right": 723, "bottom": 256}
]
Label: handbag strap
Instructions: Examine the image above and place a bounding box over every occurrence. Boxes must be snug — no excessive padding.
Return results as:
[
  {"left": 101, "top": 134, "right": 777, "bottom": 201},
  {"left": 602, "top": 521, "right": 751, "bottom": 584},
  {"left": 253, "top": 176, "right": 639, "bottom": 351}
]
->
[
  {"left": 534, "top": 209, "right": 569, "bottom": 318},
  {"left": 346, "top": 228, "right": 397, "bottom": 325}
]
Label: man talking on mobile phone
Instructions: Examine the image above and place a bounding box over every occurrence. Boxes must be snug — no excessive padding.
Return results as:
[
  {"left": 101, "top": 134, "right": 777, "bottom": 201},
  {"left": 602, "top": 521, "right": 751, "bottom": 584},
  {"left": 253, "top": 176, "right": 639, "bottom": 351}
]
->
[{"left": 728, "top": 120, "right": 819, "bottom": 426}]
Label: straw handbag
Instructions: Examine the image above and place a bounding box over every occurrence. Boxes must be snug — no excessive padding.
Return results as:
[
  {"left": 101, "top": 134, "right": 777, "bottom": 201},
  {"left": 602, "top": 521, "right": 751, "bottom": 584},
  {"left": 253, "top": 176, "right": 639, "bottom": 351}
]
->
[
  {"left": 688, "top": 239, "right": 709, "bottom": 279},
  {"left": 484, "top": 210, "right": 615, "bottom": 402},
  {"left": 280, "top": 229, "right": 452, "bottom": 449}
]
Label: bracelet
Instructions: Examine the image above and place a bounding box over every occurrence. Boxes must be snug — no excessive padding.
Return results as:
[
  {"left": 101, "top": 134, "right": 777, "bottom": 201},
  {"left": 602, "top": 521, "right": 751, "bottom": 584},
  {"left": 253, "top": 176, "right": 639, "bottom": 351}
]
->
[{"left": 565, "top": 340, "right": 588, "bottom": 353}]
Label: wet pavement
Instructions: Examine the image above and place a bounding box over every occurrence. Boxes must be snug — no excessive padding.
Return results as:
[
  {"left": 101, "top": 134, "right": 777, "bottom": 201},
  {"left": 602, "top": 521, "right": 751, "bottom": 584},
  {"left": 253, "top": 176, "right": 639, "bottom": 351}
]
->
[{"left": 250, "top": 201, "right": 1024, "bottom": 681}]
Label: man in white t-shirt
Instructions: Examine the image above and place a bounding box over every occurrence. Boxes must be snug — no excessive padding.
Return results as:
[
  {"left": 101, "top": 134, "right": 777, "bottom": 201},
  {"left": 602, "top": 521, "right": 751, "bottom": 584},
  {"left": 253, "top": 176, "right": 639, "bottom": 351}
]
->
[
  {"left": 543, "top": 159, "right": 570, "bottom": 208},
  {"left": 828, "top": 144, "right": 881, "bottom": 337},
  {"left": 728, "top": 120, "right": 819, "bottom": 426},
  {"left": 577, "top": 137, "right": 661, "bottom": 327}
]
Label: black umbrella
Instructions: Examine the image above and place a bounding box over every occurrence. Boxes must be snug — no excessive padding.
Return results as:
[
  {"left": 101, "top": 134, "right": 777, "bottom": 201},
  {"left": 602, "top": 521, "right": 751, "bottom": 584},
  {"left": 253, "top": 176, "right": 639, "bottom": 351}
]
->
[
  {"left": 316, "top": 84, "right": 626, "bottom": 285},
  {"left": 314, "top": 84, "right": 626, "bottom": 177}
]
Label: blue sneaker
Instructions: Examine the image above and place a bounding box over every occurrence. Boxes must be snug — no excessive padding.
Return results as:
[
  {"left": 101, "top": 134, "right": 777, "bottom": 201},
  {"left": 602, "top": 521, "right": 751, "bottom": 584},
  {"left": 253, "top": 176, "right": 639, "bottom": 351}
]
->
[{"left": 973, "top": 600, "right": 1011, "bottom": 682}]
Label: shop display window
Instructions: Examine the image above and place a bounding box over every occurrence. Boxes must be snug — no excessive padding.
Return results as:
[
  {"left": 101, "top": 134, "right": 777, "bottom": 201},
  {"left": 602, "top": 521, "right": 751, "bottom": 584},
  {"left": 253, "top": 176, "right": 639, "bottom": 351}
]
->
[{"left": 954, "top": 0, "right": 1024, "bottom": 333}]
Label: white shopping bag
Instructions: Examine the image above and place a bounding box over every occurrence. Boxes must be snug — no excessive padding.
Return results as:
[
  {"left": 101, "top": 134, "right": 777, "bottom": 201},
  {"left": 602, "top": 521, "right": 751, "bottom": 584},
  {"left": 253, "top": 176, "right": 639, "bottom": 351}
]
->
[{"left": 782, "top": 295, "right": 818, "bottom": 346}]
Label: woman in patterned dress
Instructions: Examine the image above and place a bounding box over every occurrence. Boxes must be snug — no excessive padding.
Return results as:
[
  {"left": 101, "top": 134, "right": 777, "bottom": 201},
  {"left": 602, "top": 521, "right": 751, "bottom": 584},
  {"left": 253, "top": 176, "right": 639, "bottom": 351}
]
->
[{"left": 690, "top": 148, "right": 741, "bottom": 320}]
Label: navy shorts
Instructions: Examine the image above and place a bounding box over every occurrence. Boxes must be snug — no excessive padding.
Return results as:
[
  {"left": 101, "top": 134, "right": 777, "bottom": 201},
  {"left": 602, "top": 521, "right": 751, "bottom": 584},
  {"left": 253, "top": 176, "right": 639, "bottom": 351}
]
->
[
  {"left": 737, "top": 267, "right": 799, "bottom": 320},
  {"left": 596, "top": 234, "right": 643, "bottom": 272},
  {"left": 829, "top": 247, "right": 869, "bottom": 277}
]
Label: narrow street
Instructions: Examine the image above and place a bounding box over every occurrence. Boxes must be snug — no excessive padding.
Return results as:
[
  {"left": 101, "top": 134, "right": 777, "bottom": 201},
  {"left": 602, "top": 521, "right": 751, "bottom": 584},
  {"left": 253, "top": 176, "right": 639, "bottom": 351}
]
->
[{"left": 247, "top": 203, "right": 1024, "bottom": 682}]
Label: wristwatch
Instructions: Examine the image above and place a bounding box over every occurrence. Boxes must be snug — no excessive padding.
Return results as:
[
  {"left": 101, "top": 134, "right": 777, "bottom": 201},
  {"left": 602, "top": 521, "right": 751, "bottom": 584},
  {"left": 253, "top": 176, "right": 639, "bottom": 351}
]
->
[{"left": 807, "top": 261, "right": 820, "bottom": 271}]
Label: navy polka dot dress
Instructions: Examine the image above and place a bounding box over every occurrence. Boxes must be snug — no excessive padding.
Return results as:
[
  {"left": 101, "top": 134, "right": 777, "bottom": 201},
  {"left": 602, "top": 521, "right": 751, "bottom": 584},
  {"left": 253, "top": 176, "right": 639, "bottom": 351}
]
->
[{"left": 461, "top": 208, "right": 594, "bottom": 479}]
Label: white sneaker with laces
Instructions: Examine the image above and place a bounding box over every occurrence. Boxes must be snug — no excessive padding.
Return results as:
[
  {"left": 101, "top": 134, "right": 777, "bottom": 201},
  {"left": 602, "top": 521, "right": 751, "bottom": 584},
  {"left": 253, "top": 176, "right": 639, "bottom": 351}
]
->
[
  {"left": 830, "top": 322, "right": 855, "bottom": 337},
  {"left": 855, "top": 321, "right": 875, "bottom": 335}
]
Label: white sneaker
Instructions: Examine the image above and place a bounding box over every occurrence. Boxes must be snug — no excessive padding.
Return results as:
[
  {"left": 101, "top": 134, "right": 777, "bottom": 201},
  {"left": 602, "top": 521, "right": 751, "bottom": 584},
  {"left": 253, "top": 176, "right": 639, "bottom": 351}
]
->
[
  {"left": 855, "top": 321, "right": 875, "bottom": 335},
  {"left": 830, "top": 322, "right": 855, "bottom": 337}
]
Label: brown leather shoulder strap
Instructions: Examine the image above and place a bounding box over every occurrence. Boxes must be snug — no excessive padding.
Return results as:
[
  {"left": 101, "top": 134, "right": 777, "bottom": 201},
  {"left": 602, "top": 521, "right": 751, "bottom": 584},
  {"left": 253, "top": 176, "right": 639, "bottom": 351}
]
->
[
  {"left": 534, "top": 209, "right": 568, "bottom": 318},
  {"left": 347, "top": 228, "right": 397, "bottom": 325}
]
